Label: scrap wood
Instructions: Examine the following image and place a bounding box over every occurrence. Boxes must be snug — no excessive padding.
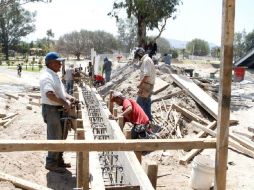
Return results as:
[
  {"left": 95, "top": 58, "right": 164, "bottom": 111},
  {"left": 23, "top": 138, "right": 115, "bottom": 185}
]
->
[
  {"left": 4, "top": 93, "right": 19, "bottom": 100},
  {"left": 192, "top": 121, "right": 254, "bottom": 158},
  {"left": 151, "top": 90, "right": 184, "bottom": 103},
  {"left": 172, "top": 104, "right": 209, "bottom": 125},
  {"left": 2, "top": 113, "right": 18, "bottom": 120},
  {"left": 170, "top": 74, "right": 238, "bottom": 124},
  {"left": 29, "top": 101, "right": 41, "bottom": 107},
  {"left": 179, "top": 121, "right": 217, "bottom": 165},
  {"left": 27, "top": 94, "right": 41, "bottom": 99},
  {"left": 0, "top": 119, "right": 9, "bottom": 126},
  {"left": 0, "top": 113, "right": 7, "bottom": 118},
  {"left": 232, "top": 130, "right": 254, "bottom": 141},
  {"left": 3, "top": 115, "right": 18, "bottom": 128},
  {"left": 0, "top": 172, "right": 52, "bottom": 190},
  {"left": 248, "top": 126, "right": 254, "bottom": 133},
  {"left": 152, "top": 77, "right": 170, "bottom": 95},
  {"left": 229, "top": 133, "right": 254, "bottom": 152}
]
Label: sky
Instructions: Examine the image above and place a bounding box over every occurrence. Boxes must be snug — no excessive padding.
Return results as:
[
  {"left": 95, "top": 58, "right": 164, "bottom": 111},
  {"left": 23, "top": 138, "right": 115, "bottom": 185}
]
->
[{"left": 22, "top": 0, "right": 254, "bottom": 46}]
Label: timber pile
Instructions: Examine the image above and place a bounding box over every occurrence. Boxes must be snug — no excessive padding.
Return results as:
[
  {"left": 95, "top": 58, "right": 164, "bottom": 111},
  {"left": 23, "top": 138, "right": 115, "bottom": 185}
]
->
[{"left": 0, "top": 113, "right": 19, "bottom": 128}]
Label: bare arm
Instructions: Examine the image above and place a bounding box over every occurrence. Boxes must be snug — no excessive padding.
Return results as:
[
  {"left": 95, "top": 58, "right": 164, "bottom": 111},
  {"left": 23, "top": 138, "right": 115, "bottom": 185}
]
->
[{"left": 46, "top": 91, "right": 71, "bottom": 110}]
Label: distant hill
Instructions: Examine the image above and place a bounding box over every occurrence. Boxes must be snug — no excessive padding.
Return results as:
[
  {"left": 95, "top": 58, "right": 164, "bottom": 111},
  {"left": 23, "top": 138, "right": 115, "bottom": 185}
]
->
[{"left": 168, "top": 39, "right": 218, "bottom": 49}]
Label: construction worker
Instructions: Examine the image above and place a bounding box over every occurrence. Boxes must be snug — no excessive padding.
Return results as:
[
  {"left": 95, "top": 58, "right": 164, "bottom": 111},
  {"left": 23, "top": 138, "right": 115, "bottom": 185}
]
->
[
  {"left": 109, "top": 91, "right": 155, "bottom": 139},
  {"left": 40, "top": 52, "right": 76, "bottom": 173},
  {"left": 65, "top": 64, "right": 75, "bottom": 95},
  {"left": 134, "top": 47, "right": 155, "bottom": 122},
  {"left": 102, "top": 57, "right": 112, "bottom": 82}
]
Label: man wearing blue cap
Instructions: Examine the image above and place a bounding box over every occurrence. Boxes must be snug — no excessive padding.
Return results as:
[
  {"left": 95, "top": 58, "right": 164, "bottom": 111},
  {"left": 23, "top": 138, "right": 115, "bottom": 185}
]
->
[{"left": 40, "top": 52, "right": 75, "bottom": 173}]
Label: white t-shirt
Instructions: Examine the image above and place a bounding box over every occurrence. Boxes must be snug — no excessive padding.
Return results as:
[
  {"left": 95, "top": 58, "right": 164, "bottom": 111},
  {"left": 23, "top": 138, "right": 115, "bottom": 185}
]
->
[
  {"left": 65, "top": 67, "right": 74, "bottom": 81},
  {"left": 140, "top": 54, "right": 156, "bottom": 85},
  {"left": 40, "top": 68, "right": 67, "bottom": 106}
]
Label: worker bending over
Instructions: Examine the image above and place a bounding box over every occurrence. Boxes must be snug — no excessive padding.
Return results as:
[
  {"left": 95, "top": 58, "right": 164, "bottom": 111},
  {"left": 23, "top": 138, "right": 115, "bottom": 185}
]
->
[{"left": 109, "top": 91, "right": 155, "bottom": 139}]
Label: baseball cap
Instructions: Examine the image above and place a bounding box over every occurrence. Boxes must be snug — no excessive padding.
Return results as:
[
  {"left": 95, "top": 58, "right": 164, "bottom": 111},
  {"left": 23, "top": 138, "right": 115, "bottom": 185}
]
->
[
  {"left": 111, "top": 91, "right": 125, "bottom": 101},
  {"left": 45, "top": 52, "right": 65, "bottom": 65}
]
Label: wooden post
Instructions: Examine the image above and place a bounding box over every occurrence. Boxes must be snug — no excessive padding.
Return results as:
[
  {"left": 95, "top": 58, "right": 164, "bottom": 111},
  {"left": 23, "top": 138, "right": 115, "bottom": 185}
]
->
[
  {"left": 82, "top": 131, "right": 89, "bottom": 190},
  {"left": 146, "top": 161, "right": 158, "bottom": 189},
  {"left": 135, "top": 151, "right": 142, "bottom": 163},
  {"left": 76, "top": 128, "right": 84, "bottom": 188},
  {"left": 109, "top": 90, "right": 114, "bottom": 114},
  {"left": 113, "top": 108, "right": 118, "bottom": 117},
  {"left": 118, "top": 116, "right": 124, "bottom": 131},
  {"left": 124, "top": 129, "right": 131, "bottom": 139},
  {"left": 77, "top": 110, "right": 82, "bottom": 119},
  {"left": 216, "top": 1, "right": 235, "bottom": 190}
]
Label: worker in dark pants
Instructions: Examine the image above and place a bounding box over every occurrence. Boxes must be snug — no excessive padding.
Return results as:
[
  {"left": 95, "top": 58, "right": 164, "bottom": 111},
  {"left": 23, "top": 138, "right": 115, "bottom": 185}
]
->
[{"left": 40, "top": 52, "right": 76, "bottom": 173}]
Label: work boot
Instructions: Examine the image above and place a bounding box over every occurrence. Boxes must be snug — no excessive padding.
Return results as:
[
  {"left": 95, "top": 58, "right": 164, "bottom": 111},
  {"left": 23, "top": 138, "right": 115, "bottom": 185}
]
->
[{"left": 45, "top": 165, "right": 66, "bottom": 173}]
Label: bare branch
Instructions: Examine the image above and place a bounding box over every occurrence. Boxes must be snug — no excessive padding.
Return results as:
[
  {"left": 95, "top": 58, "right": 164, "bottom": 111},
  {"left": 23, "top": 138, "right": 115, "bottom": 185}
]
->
[{"left": 153, "top": 16, "right": 169, "bottom": 42}]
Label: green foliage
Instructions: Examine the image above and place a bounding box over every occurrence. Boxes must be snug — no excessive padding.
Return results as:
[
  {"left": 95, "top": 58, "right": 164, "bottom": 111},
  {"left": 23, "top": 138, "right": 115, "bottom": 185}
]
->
[
  {"left": 109, "top": 0, "right": 182, "bottom": 46},
  {"left": 186, "top": 38, "right": 210, "bottom": 56},
  {"left": 244, "top": 30, "right": 254, "bottom": 51},
  {"left": 170, "top": 49, "right": 178, "bottom": 58},
  {"left": 55, "top": 30, "right": 119, "bottom": 59},
  {"left": 117, "top": 17, "right": 138, "bottom": 52},
  {"left": 0, "top": 2, "right": 36, "bottom": 60},
  {"left": 156, "top": 37, "right": 171, "bottom": 54}
]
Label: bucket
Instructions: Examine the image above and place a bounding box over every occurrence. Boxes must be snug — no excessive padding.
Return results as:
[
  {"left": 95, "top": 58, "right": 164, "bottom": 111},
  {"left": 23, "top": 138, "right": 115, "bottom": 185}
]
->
[
  {"left": 190, "top": 155, "right": 215, "bottom": 190},
  {"left": 234, "top": 67, "right": 245, "bottom": 82}
]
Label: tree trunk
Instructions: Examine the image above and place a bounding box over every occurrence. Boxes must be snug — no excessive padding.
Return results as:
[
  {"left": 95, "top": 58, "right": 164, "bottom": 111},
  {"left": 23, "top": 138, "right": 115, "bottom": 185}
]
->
[
  {"left": 137, "top": 16, "right": 146, "bottom": 48},
  {"left": 3, "top": 41, "right": 9, "bottom": 60},
  {"left": 76, "top": 53, "right": 80, "bottom": 60}
]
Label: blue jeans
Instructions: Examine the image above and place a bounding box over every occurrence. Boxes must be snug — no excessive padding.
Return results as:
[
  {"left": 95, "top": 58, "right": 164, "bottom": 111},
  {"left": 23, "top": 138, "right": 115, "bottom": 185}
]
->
[
  {"left": 66, "top": 80, "right": 74, "bottom": 95},
  {"left": 137, "top": 95, "right": 152, "bottom": 121},
  {"left": 42, "top": 104, "right": 63, "bottom": 166},
  {"left": 105, "top": 70, "right": 111, "bottom": 82}
]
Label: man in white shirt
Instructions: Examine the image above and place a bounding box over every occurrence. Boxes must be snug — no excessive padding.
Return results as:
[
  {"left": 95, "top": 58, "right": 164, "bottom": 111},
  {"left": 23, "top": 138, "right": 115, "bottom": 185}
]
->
[
  {"left": 134, "top": 48, "right": 155, "bottom": 121},
  {"left": 40, "top": 52, "right": 75, "bottom": 173}
]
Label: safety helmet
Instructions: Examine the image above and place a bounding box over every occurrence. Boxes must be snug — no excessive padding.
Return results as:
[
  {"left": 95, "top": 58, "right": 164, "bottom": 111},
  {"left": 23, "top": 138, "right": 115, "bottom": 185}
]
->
[{"left": 134, "top": 47, "right": 145, "bottom": 59}]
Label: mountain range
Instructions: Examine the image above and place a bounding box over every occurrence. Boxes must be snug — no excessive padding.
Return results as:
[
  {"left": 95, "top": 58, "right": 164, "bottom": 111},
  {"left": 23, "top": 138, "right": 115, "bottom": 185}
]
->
[{"left": 168, "top": 39, "right": 218, "bottom": 49}]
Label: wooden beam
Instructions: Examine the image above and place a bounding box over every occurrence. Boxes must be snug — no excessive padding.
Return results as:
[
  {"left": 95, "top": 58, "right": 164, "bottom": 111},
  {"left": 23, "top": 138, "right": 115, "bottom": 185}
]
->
[
  {"left": 216, "top": 1, "right": 235, "bottom": 189},
  {"left": 105, "top": 186, "right": 140, "bottom": 190},
  {"left": 151, "top": 90, "right": 184, "bottom": 103},
  {"left": 192, "top": 121, "right": 254, "bottom": 159},
  {"left": 76, "top": 128, "right": 84, "bottom": 188},
  {"left": 0, "top": 139, "right": 216, "bottom": 152},
  {"left": 109, "top": 90, "right": 114, "bottom": 114},
  {"left": 172, "top": 104, "right": 209, "bottom": 125},
  {"left": 179, "top": 121, "right": 217, "bottom": 165},
  {"left": 4, "top": 93, "right": 19, "bottom": 100},
  {"left": 0, "top": 172, "right": 52, "bottom": 190}
]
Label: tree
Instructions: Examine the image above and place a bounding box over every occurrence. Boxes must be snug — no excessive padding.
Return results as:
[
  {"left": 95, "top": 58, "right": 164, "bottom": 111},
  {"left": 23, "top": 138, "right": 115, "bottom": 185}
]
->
[
  {"left": 55, "top": 30, "right": 119, "bottom": 60},
  {"left": 46, "top": 29, "right": 54, "bottom": 51},
  {"left": 186, "top": 38, "right": 210, "bottom": 56},
  {"left": 0, "top": 1, "right": 36, "bottom": 60},
  {"left": 211, "top": 46, "right": 221, "bottom": 58},
  {"left": 109, "top": 0, "right": 182, "bottom": 47},
  {"left": 156, "top": 37, "right": 171, "bottom": 54},
  {"left": 244, "top": 30, "right": 254, "bottom": 52},
  {"left": 117, "top": 16, "right": 137, "bottom": 52},
  {"left": 233, "top": 31, "right": 246, "bottom": 60}
]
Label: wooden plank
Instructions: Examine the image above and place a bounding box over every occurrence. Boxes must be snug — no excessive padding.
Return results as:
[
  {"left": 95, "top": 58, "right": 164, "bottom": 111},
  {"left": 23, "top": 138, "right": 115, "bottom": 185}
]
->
[
  {"left": 29, "top": 101, "right": 40, "bottom": 107},
  {"left": 0, "top": 172, "right": 52, "bottom": 190},
  {"left": 232, "top": 130, "right": 254, "bottom": 141},
  {"left": 179, "top": 121, "right": 217, "bottom": 165},
  {"left": 4, "top": 93, "right": 19, "bottom": 100},
  {"left": 152, "top": 77, "right": 169, "bottom": 95},
  {"left": 229, "top": 133, "right": 254, "bottom": 152},
  {"left": 27, "top": 94, "right": 41, "bottom": 99},
  {"left": 3, "top": 115, "right": 18, "bottom": 128},
  {"left": 192, "top": 121, "right": 254, "bottom": 158},
  {"left": 106, "top": 186, "right": 140, "bottom": 190},
  {"left": 172, "top": 103, "right": 209, "bottom": 125},
  {"left": 0, "top": 139, "right": 216, "bottom": 152},
  {"left": 170, "top": 74, "right": 238, "bottom": 124},
  {"left": 2, "top": 113, "right": 18, "bottom": 120},
  {"left": 151, "top": 90, "right": 184, "bottom": 103}
]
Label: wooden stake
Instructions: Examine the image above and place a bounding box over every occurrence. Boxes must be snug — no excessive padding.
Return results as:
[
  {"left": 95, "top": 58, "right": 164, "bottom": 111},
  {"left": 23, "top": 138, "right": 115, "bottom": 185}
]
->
[
  {"left": 216, "top": 1, "right": 235, "bottom": 189},
  {"left": 146, "top": 161, "right": 158, "bottom": 189},
  {"left": 118, "top": 116, "right": 124, "bottom": 131},
  {"left": 109, "top": 90, "right": 114, "bottom": 114}
]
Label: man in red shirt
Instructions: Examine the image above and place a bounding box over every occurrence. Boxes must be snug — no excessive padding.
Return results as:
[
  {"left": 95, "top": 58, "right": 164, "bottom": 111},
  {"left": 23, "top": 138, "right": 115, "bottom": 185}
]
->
[{"left": 110, "top": 91, "right": 154, "bottom": 139}]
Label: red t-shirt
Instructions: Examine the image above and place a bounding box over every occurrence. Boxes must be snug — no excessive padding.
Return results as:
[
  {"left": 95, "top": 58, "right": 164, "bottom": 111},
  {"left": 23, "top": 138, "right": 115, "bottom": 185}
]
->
[{"left": 122, "top": 99, "right": 149, "bottom": 125}]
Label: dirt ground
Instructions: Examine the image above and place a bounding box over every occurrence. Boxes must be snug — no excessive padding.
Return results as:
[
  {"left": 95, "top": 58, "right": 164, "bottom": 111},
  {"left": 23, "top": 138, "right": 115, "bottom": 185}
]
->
[{"left": 0, "top": 60, "right": 254, "bottom": 190}]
